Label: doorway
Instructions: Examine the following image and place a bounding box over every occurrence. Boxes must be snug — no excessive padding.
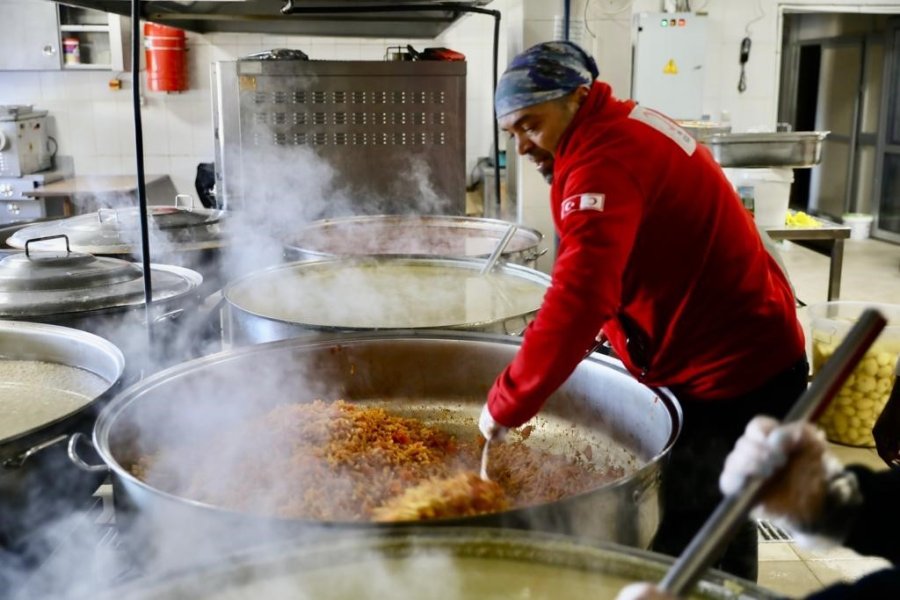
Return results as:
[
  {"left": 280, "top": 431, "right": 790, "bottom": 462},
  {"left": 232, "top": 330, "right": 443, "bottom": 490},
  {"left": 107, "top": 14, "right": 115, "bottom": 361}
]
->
[{"left": 778, "top": 12, "right": 898, "bottom": 243}]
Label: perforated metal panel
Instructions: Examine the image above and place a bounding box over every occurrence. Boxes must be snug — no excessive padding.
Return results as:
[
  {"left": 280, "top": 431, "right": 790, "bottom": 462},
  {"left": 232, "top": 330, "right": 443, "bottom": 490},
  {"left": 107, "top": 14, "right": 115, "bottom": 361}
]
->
[{"left": 213, "top": 60, "right": 466, "bottom": 216}]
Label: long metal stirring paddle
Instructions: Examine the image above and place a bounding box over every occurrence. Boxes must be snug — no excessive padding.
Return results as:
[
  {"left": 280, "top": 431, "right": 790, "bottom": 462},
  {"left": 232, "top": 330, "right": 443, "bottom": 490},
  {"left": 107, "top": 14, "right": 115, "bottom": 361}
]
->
[{"left": 658, "top": 308, "right": 887, "bottom": 597}]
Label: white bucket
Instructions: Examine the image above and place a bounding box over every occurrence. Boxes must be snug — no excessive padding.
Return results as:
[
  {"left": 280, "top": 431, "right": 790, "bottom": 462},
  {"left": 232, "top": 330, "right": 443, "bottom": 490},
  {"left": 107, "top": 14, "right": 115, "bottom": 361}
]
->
[
  {"left": 729, "top": 168, "right": 794, "bottom": 228},
  {"left": 842, "top": 213, "right": 873, "bottom": 240}
]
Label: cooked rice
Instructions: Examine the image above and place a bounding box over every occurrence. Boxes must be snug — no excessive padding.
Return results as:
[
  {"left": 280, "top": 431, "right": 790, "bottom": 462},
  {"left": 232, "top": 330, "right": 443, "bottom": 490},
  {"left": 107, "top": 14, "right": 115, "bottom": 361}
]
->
[{"left": 130, "top": 400, "right": 623, "bottom": 522}]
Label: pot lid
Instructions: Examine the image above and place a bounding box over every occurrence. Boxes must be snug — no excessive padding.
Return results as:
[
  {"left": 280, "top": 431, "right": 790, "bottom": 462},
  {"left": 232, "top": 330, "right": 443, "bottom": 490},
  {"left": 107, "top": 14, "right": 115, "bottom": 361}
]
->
[
  {"left": 6, "top": 198, "right": 228, "bottom": 255},
  {"left": 0, "top": 239, "right": 202, "bottom": 317}
]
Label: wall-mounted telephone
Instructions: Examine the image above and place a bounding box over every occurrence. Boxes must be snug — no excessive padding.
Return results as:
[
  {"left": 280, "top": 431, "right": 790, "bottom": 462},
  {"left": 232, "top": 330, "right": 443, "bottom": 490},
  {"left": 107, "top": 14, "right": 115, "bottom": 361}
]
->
[{"left": 738, "top": 37, "right": 752, "bottom": 93}]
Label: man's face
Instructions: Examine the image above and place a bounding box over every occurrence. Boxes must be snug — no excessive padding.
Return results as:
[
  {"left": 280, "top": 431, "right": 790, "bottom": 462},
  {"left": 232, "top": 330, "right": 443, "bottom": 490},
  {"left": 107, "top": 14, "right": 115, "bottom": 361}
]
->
[{"left": 498, "top": 87, "right": 588, "bottom": 184}]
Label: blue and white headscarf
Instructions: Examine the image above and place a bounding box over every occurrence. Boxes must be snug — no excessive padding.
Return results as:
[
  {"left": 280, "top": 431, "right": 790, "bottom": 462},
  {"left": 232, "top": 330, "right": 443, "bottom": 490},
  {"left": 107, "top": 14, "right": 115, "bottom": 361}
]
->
[{"left": 494, "top": 41, "right": 599, "bottom": 119}]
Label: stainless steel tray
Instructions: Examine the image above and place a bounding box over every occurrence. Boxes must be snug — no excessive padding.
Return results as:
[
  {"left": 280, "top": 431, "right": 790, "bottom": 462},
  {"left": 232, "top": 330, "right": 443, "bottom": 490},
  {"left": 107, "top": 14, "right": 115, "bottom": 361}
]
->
[{"left": 702, "top": 131, "right": 829, "bottom": 168}]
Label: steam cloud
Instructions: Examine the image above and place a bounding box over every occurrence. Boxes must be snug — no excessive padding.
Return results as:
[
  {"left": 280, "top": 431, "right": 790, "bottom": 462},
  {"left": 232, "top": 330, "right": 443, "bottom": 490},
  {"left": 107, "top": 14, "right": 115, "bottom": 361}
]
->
[{"left": 0, "top": 51, "right": 631, "bottom": 600}]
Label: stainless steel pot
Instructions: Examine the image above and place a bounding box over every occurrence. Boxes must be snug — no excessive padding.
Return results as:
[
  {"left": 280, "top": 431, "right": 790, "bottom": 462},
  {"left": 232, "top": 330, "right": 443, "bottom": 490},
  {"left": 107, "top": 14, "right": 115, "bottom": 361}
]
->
[
  {"left": 0, "top": 237, "right": 205, "bottom": 373},
  {"left": 71, "top": 332, "right": 681, "bottom": 551},
  {"left": 222, "top": 257, "right": 551, "bottom": 346},
  {"left": 0, "top": 320, "right": 124, "bottom": 549},
  {"left": 6, "top": 197, "right": 230, "bottom": 296},
  {"left": 282, "top": 215, "right": 546, "bottom": 268},
  {"left": 94, "top": 528, "right": 775, "bottom": 600}
]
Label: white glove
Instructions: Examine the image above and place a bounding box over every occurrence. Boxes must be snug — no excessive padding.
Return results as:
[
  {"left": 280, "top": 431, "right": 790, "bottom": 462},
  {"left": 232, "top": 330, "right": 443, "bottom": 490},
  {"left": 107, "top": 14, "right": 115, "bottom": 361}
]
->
[
  {"left": 615, "top": 583, "right": 675, "bottom": 600},
  {"left": 479, "top": 403, "right": 509, "bottom": 441},
  {"left": 719, "top": 416, "right": 846, "bottom": 542}
]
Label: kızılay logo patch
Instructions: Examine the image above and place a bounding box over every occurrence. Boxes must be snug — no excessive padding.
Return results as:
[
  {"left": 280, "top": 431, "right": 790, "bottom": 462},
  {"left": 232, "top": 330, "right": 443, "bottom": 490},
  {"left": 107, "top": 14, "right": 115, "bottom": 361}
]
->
[{"left": 562, "top": 194, "right": 605, "bottom": 219}]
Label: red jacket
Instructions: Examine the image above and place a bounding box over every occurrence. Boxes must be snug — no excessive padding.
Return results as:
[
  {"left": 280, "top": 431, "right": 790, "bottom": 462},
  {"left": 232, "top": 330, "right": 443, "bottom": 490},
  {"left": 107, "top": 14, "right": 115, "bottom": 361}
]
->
[{"left": 488, "top": 82, "right": 805, "bottom": 427}]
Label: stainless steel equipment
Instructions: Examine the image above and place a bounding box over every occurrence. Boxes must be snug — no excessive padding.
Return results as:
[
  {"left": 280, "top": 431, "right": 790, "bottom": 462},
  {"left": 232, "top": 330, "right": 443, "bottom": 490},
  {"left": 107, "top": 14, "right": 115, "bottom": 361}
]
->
[
  {"left": 70, "top": 332, "right": 682, "bottom": 550},
  {"left": 702, "top": 131, "right": 829, "bottom": 168},
  {"left": 0, "top": 157, "right": 74, "bottom": 225},
  {"left": 0, "top": 106, "right": 52, "bottom": 177},
  {"left": 0, "top": 320, "right": 124, "bottom": 549},
  {"left": 48, "top": 0, "right": 493, "bottom": 37},
  {"left": 93, "top": 529, "right": 775, "bottom": 600},
  {"left": 222, "top": 257, "right": 550, "bottom": 345},
  {"left": 282, "top": 215, "right": 545, "bottom": 267},
  {"left": 212, "top": 58, "right": 466, "bottom": 214}
]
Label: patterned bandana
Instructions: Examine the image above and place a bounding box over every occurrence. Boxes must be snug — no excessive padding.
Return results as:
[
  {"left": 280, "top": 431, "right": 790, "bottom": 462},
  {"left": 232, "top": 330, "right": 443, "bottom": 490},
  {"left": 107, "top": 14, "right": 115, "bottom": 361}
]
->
[{"left": 494, "top": 41, "right": 599, "bottom": 118}]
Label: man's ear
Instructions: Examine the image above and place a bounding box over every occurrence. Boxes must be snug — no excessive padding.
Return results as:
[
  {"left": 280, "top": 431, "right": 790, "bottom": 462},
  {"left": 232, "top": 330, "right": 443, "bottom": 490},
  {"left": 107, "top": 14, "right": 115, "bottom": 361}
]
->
[{"left": 574, "top": 85, "right": 591, "bottom": 104}]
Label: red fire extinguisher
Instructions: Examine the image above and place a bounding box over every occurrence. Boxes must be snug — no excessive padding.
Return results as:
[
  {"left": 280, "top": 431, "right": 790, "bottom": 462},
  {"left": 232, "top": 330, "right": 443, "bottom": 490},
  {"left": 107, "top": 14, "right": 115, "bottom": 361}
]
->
[{"left": 144, "top": 23, "right": 187, "bottom": 92}]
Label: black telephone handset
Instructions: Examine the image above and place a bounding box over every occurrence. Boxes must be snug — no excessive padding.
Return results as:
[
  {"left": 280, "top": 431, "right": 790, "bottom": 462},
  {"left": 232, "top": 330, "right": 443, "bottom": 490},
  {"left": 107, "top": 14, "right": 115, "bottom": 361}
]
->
[{"left": 738, "top": 37, "right": 752, "bottom": 92}]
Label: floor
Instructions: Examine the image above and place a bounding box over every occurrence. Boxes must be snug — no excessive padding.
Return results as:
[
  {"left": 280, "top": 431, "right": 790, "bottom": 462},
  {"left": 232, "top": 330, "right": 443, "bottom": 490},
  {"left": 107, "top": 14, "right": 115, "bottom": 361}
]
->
[{"left": 756, "top": 237, "right": 900, "bottom": 598}]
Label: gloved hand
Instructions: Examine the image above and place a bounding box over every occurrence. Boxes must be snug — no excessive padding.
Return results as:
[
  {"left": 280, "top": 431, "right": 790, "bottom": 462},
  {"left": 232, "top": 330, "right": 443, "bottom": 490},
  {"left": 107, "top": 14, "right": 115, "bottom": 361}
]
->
[
  {"left": 615, "top": 583, "right": 675, "bottom": 600},
  {"left": 719, "top": 416, "right": 847, "bottom": 540},
  {"left": 479, "top": 403, "right": 509, "bottom": 441}
]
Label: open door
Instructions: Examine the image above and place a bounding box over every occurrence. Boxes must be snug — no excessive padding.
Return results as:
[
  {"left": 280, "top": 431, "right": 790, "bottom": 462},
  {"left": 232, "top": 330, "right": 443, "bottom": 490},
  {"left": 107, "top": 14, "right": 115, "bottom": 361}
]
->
[{"left": 873, "top": 19, "right": 900, "bottom": 242}]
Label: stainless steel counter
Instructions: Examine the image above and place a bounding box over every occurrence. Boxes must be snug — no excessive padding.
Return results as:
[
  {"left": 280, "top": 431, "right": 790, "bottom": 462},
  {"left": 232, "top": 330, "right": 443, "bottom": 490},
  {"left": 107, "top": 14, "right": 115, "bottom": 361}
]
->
[{"left": 764, "top": 217, "right": 851, "bottom": 301}]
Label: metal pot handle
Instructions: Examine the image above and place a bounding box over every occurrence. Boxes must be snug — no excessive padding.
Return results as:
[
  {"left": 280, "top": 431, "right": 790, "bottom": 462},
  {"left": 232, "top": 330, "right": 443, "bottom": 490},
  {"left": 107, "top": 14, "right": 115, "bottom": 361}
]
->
[
  {"left": 67, "top": 432, "right": 109, "bottom": 473},
  {"left": 97, "top": 207, "right": 120, "bottom": 225},
  {"left": 175, "top": 194, "right": 195, "bottom": 212},
  {"left": 25, "top": 234, "right": 70, "bottom": 257},
  {"left": 2, "top": 434, "right": 68, "bottom": 469},
  {"left": 153, "top": 307, "right": 185, "bottom": 323},
  {"left": 523, "top": 247, "right": 549, "bottom": 263}
]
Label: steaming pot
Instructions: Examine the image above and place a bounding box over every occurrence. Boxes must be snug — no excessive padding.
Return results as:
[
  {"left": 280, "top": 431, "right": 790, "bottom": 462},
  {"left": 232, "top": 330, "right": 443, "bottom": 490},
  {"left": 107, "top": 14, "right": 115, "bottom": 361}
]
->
[
  {"left": 0, "top": 237, "right": 204, "bottom": 374},
  {"left": 95, "top": 529, "right": 775, "bottom": 600},
  {"left": 73, "top": 332, "right": 680, "bottom": 551},
  {"left": 0, "top": 320, "right": 124, "bottom": 550},
  {"left": 283, "top": 215, "right": 546, "bottom": 268},
  {"left": 222, "top": 257, "right": 550, "bottom": 345},
  {"left": 6, "top": 197, "right": 229, "bottom": 296}
]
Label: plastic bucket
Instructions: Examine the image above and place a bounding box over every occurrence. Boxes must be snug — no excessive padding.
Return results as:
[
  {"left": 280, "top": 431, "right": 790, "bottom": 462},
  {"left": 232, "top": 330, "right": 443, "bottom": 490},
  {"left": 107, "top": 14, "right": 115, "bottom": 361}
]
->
[
  {"left": 731, "top": 167, "right": 794, "bottom": 228},
  {"left": 810, "top": 301, "right": 900, "bottom": 447},
  {"left": 842, "top": 213, "right": 873, "bottom": 240},
  {"left": 144, "top": 23, "right": 186, "bottom": 92}
]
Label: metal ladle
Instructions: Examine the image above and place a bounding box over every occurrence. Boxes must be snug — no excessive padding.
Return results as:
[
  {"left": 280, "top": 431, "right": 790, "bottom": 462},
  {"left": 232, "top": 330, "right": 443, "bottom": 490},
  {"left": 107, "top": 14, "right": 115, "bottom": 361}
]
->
[
  {"left": 658, "top": 308, "right": 887, "bottom": 597},
  {"left": 478, "top": 223, "right": 519, "bottom": 482},
  {"left": 479, "top": 223, "right": 517, "bottom": 276}
]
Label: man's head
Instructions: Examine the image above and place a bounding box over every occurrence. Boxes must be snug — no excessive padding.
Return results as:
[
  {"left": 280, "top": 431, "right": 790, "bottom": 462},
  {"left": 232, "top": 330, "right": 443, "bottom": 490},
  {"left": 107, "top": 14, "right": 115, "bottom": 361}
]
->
[{"left": 495, "top": 41, "right": 599, "bottom": 182}]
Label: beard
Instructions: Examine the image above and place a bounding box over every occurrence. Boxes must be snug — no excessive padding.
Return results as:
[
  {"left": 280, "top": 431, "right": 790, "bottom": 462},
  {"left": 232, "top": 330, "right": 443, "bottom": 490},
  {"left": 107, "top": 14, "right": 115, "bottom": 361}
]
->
[{"left": 528, "top": 150, "right": 555, "bottom": 184}]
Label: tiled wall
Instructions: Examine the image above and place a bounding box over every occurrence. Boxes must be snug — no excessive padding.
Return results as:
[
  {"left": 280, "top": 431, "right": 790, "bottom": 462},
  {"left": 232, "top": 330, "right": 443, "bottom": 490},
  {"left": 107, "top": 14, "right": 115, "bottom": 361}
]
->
[{"left": 0, "top": 0, "right": 512, "bottom": 197}]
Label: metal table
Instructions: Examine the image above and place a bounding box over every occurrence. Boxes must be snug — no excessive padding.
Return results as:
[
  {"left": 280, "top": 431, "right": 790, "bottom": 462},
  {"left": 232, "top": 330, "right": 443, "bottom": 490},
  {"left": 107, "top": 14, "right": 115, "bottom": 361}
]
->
[{"left": 764, "top": 218, "right": 851, "bottom": 301}]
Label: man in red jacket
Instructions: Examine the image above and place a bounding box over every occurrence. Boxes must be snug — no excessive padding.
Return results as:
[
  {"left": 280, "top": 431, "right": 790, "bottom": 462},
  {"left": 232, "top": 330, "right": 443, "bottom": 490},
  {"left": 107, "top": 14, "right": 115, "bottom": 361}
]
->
[{"left": 480, "top": 41, "right": 808, "bottom": 580}]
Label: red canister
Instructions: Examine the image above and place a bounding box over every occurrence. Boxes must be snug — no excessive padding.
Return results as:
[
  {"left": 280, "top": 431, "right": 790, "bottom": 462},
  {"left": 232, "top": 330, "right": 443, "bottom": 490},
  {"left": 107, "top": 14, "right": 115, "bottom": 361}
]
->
[{"left": 144, "top": 23, "right": 187, "bottom": 92}]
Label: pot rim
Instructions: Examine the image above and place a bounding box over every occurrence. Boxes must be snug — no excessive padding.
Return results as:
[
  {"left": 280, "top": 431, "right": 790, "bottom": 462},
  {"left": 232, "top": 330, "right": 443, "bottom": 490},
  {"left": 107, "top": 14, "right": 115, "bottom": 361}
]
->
[
  {"left": 99, "top": 526, "right": 774, "bottom": 600},
  {"left": 0, "top": 262, "right": 203, "bottom": 318},
  {"left": 91, "top": 330, "right": 682, "bottom": 526},
  {"left": 283, "top": 214, "right": 544, "bottom": 259},
  {"left": 1, "top": 320, "right": 126, "bottom": 451},
  {"left": 222, "top": 256, "right": 552, "bottom": 331}
]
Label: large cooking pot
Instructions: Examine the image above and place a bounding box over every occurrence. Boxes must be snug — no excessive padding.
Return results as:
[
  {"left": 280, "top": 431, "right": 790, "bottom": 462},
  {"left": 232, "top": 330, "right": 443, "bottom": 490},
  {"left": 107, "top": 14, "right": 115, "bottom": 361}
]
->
[
  {"left": 0, "top": 235, "right": 205, "bottom": 375},
  {"left": 71, "top": 332, "right": 681, "bottom": 553},
  {"left": 283, "top": 215, "right": 547, "bottom": 268},
  {"left": 89, "top": 529, "right": 775, "bottom": 600},
  {"left": 6, "top": 197, "right": 229, "bottom": 296},
  {"left": 0, "top": 320, "right": 125, "bottom": 551},
  {"left": 222, "top": 257, "right": 551, "bottom": 345}
]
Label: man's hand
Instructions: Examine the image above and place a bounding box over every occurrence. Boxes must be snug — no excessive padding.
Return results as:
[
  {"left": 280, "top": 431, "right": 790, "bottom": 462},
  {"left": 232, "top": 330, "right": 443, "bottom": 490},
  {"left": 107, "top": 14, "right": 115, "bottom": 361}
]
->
[
  {"left": 479, "top": 403, "right": 509, "bottom": 441},
  {"left": 719, "top": 416, "right": 843, "bottom": 532}
]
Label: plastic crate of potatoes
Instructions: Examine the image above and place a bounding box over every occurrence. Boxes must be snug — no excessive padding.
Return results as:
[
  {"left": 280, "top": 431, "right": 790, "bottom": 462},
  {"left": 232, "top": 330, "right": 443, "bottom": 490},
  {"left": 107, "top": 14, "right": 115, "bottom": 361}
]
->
[{"left": 812, "top": 302, "right": 900, "bottom": 447}]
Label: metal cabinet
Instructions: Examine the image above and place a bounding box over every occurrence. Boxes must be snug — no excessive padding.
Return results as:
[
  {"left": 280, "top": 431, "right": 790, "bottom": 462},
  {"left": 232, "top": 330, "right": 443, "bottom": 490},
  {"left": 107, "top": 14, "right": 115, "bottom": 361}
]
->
[
  {"left": 0, "top": 0, "right": 62, "bottom": 71},
  {"left": 0, "top": 0, "right": 127, "bottom": 71}
]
